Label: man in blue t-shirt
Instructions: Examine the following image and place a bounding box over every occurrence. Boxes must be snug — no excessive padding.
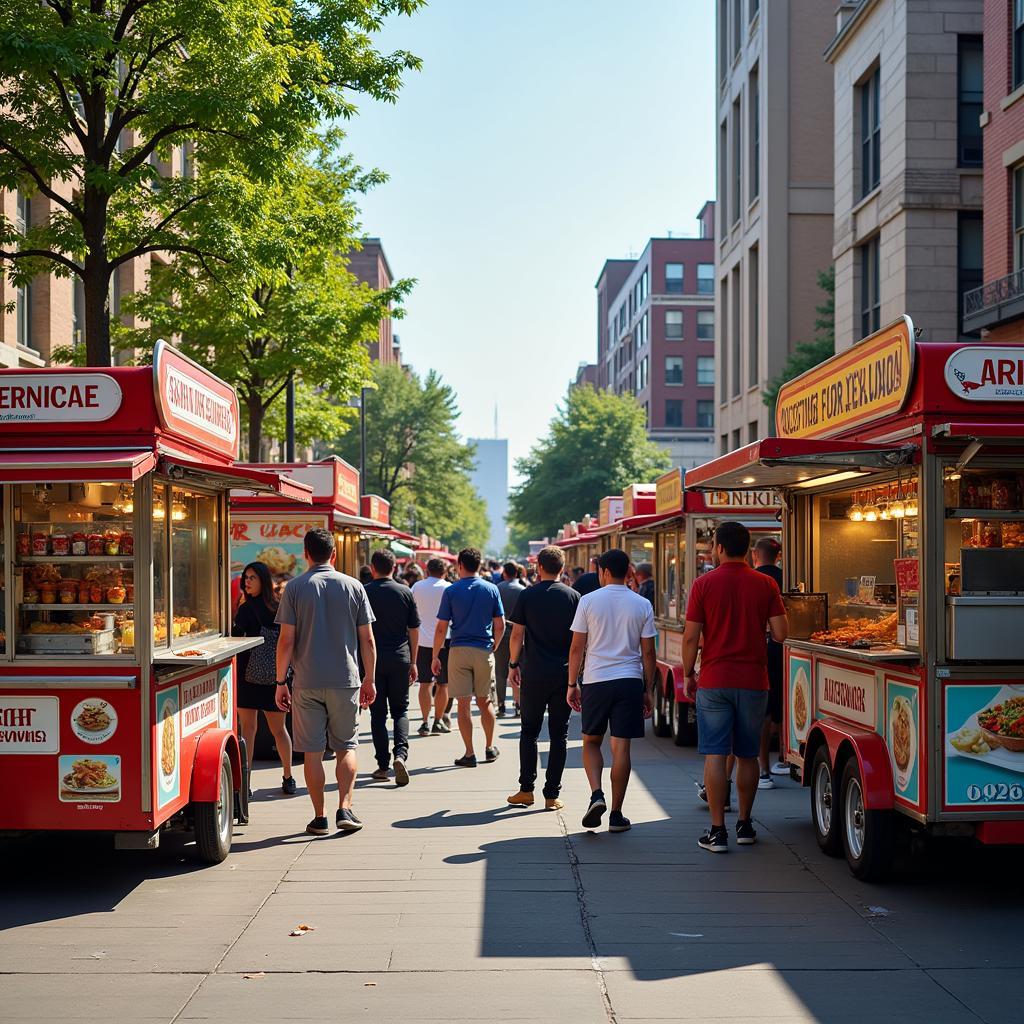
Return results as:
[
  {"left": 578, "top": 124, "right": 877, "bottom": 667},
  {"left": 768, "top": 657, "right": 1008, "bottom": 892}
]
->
[{"left": 432, "top": 547, "right": 505, "bottom": 768}]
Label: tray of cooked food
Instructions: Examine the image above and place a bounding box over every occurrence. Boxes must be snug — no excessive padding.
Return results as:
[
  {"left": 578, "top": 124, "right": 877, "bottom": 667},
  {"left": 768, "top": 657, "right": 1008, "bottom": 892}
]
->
[
  {"left": 977, "top": 696, "right": 1024, "bottom": 752},
  {"left": 17, "top": 620, "right": 116, "bottom": 654},
  {"left": 809, "top": 612, "right": 899, "bottom": 649}
]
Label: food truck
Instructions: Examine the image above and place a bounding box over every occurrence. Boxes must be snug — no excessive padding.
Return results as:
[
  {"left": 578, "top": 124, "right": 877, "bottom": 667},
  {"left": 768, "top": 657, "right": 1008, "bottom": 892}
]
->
[
  {"left": 685, "top": 316, "right": 1024, "bottom": 879},
  {"left": 0, "top": 342, "right": 310, "bottom": 862},
  {"left": 646, "top": 467, "right": 782, "bottom": 746}
]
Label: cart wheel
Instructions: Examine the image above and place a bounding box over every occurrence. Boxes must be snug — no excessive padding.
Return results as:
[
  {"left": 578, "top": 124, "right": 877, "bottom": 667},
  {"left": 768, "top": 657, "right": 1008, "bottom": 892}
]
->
[
  {"left": 671, "top": 695, "right": 697, "bottom": 747},
  {"left": 652, "top": 682, "right": 671, "bottom": 738},
  {"left": 194, "top": 752, "right": 234, "bottom": 864},
  {"left": 840, "top": 758, "right": 893, "bottom": 881},
  {"left": 810, "top": 746, "right": 842, "bottom": 856},
  {"left": 234, "top": 736, "right": 250, "bottom": 826}
]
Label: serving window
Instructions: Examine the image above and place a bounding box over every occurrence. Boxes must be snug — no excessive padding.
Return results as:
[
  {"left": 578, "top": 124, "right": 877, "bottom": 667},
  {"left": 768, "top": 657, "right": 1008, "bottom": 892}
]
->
[
  {"left": 622, "top": 531, "right": 654, "bottom": 569},
  {"left": 655, "top": 529, "right": 684, "bottom": 621}
]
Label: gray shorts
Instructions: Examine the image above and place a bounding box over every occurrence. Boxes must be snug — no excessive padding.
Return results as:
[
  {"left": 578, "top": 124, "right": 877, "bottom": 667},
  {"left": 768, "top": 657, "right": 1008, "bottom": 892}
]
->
[{"left": 291, "top": 687, "right": 360, "bottom": 753}]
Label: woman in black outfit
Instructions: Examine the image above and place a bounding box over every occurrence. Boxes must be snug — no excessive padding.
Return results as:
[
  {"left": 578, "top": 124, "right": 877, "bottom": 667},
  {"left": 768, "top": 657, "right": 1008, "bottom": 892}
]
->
[{"left": 233, "top": 561, "right": 295, "bottom": 795}]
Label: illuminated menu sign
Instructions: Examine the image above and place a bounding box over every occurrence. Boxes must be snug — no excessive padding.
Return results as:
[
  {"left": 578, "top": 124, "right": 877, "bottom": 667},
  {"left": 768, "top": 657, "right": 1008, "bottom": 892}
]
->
[{"left": 655, "top": 469, "right": 683, "bottom": 515}]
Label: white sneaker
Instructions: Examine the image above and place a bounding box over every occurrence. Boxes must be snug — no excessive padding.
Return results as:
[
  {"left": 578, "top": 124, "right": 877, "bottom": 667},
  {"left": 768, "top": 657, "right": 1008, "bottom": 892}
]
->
[
  {"left": 757, "top": 773, "right": 775, "bottom": 790},
  {"left": 770, "top": 760, "right": 790, "bottom": 777}
]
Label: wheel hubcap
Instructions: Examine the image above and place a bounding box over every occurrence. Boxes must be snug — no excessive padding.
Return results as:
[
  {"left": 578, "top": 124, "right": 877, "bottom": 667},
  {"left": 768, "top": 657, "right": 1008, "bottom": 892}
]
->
[
  {"left": 217, "top": 763, "right": 231, "bottom": 844},
  {"left": 845, "top": 777, "right": 865, "bottom": 859},
  {"left": 814, "top": 762, "right": 833, "bottom": 835}
]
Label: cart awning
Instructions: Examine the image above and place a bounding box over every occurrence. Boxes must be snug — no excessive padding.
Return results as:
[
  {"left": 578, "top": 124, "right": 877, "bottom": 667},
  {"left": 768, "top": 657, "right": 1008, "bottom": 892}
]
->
[
  {"left": 932, "top": 422, "right": 1024, "bottom": 441},
  {"left": 0, "top": 448, "right": 157, "bottom": 483},
  {"left": 685, "top": 438, "right": 917, "bottom": 491},
  {"left": 560, "top": 531, "right": 600, "bottom": 548},
  {"left": 161, "top": 456, "right": 313, "bottom": 503},
  {"left": 334, "top": 511, "right": 393, "bottom": 534},
  {"left": 617, "top": 511, "right": 682, "bottom": 534}
]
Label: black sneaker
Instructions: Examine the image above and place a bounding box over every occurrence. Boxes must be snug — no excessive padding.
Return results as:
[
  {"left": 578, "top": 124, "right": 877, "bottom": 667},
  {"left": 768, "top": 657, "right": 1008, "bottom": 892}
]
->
[
  {"left": 513, "top": 703, "right": 520, "bottom": 717},
  {"left": 431, "top": 721, "right": 444, "bottom": 734},
  {"left": 698, "top": 825, "right": 728, "bottom": 853},
  {"left": 696, "top": 780, "right": 732, "bottom": 812},
  {"left": 582, "top": 791, "right": 607, "bottom": 830},
  {"left": 736, "top": 819, "right": 756, "bottom": 845},
  {"left": 496, "top": 705, "right": 506, "bottom": 718},
  {"left": 484, "top": 746, "right": 500, "bottom": 763},
  {"left": 608, "top": 810, "right": 631, "bottom": 833},
  {"left": 306, "top": 816, "right": 329, "bottom": 836},
  {"left": 336, "top": 808, "right": 363, "bottom": 832},
  {"left": 435, "top": 719, "right": 451, "bottom": 733},
  {"left": 417, "top": 722, "right": 431, "bottom": 736},
  {"left": 454, "top": 754, "right": 478, "bottom": 768},
  {"left": 282, "top": 776, "right": 297, "bottom": 795}
]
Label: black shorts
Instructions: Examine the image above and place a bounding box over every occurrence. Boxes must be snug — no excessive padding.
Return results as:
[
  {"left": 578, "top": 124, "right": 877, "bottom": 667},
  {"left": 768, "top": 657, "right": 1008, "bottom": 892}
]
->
[
  {"left": 416, "top": 644, "right": 449, "bottom": 687},
  {"left": 581, "top": 678, "right": 645, "bottom": 739}
]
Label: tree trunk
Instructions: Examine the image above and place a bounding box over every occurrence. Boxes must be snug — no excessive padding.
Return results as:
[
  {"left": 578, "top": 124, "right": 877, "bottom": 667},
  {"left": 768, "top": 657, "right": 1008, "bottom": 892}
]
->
[
  {"left": 82, "top": 252, "right": 111, "bottom": 367},
  {"left": 247, "top": 394, "right": 265, "bottom": 463}
]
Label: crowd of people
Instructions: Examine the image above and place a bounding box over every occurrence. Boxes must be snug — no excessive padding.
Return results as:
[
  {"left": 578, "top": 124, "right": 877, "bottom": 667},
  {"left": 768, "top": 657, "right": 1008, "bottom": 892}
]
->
[{"left": 232, "top": 522, "right": 789, "bottom": 851}]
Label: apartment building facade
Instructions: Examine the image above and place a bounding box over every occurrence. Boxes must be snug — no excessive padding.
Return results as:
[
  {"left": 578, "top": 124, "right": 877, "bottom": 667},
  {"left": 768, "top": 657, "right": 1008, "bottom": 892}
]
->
[
  {"left": 962, "top": 0, "right": 1024, "bottom": 338},
  {"left": 595, "top": 203, "right": 717, "bottom": 469},
  {"left": 827, "top": 0, "right": 984, "bottom": 351},
  {"left": 349, "top": 237, "right": 400, "bottom": 365}
]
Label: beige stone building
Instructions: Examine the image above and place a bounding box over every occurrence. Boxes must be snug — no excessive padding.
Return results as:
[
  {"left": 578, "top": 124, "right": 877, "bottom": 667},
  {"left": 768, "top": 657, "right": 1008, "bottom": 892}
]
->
[
  {"left": 715, "top": 0, "right": 836, "bottom": 452},
  {"left": 826, "top": 0, "right": 983, "bottom": 352}
]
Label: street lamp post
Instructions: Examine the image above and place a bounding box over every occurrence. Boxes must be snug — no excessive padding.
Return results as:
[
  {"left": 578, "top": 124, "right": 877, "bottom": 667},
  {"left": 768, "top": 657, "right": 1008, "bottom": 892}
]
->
[
  {"left": 359, "top": 386, "right": 368, "bottom": 497},
  {"left": 285, "top": 372, "right": 296, "bottom": 462}
]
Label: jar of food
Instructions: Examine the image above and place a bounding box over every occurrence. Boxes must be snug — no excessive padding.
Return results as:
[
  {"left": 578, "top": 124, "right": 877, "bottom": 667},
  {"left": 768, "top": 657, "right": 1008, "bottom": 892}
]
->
[
  {"left": 59, "top": 582, "right": 78, "bottom": 604},
  {"left": 104, "top": 529, "right": 121, "bottom": 556},
  {"left": 982, "top": 522, "right": 1003, "bottom": 548},
  {"left": 86, "top": 533, "right": 104, "bottom": 556},
  {"left": 106, "top": 585, "right": 126, "bottom": 605},
  {"left": 125, "top": 582, "right": 134, "bottom": 603},
  {"left": 78, "top": 581, "right": 92, "bottom": 604},
  {"left": 40, "top": 583, "right": 57, "bottom": 604},
  {"left": 120, "top": 531, "right": 134, "bottom": 556},
  {"left": 71, "top": 532, "right": 87, "bottom": 556},
  {"left": 991, "top": 477, "right": 1015, "bottom": 510},
  {"left": 23, "top": 586, "right": 39, "bottom": 604},
  {"left": 976, "top": 481, "right": 993, "bottom": 509},
  {"left": 16, "top": 534, "right": 31, "bottom": 556},
  {"left": 32, "top": 532, "right": 49, "bottom": 556},
  {"left": 89, "top": 583, "right": 103, "bottom": 604},
  {"left": 51, "top": 531, "right": 70, "bottom": 556}
]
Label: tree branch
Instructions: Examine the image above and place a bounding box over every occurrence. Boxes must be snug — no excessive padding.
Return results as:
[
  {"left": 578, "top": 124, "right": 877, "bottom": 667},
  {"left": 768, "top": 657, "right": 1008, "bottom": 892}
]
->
[
  {"left": 115, "top": 31, "right": 185, "bottom": 123},
  {"left": 110, "top": 242, "right": 230, "bottom": 268},
  {"left": 131, "top": 191, "right": 211, "bottom": 252},
  {"left": 0, "top": 249, "right": 81, "bottom": 275},
  {"left": 112, "top": 0, "right": 156, "bottom": 43},
  {"left": 43, "top": 0, "right": 72, "bottom": 26},
  {"left": 46, "top": 71, "right": 88, "bottom": 150},
  {"left": 115, "top": 121, "right": 198, "bottom": 177},
  {"left": 0, "top": 139, "right": 81, "bottom": 220}
]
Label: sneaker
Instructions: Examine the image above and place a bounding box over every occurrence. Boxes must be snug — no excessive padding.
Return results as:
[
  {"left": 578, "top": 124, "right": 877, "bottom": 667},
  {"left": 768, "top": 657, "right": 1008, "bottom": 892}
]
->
[
  {"left": 306, "top": 816, "right": 329, "bottom": 836},
  {"left": 417, "top": 722, "right": 431, "bottom": 736},
  {"left": 336, "top": 808, "right": 363, "bottom": 832},
  {"left": 442, "top": 714, "right": 452, "bottom": 729},
  {"left": 545, "top": 798, "right": 564, "bottom": 810},
  {"left": 394, "top": 758, "right": 410, "bottom": 787},
  {"left": 484, "top": 746, "right": 500, "bottom": 763},
  {"left": 770, "top": 760, "right": 790, "bottom": 777},
  {"left": 454, "top": 754, "right": 478, "bottom": 768},
  {"left": 608, "top": 810, "right": 632, "bottom": 833},
  {"left": 496, "top": 705, "right": 506, "bottom": 718},
  {"left": 507, "top": 791, "right": 535, "bottom": 807},
  {"left": 696, "top": 780, "right": 732, "bottom": 812},
  {"left": 513, "top": 703, "right": 520, "bottom": 717},
  {"left": 431, "top": 720, "right": 446, "bottom": 734},
  {"left": 282, "top": 776, "right": 297, "bottom": 795},
  {"left": 698, "top": 825, "right": 728, "bottom": 853},
  {"left": 736, "top": 819, "right": 756, "bottom": 845},
  {"left": 371, "top": 767, "right": 389, "bottom": 781},
  {"left": 758, "top": 773, "right": 775, "bottom": 790},
  {"left": 582, "top": 791, "right": 607, "bottom": 830}
]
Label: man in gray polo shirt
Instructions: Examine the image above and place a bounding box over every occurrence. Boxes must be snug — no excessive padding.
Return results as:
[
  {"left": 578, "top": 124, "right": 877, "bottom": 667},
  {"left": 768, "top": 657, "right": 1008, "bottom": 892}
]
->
[{"left": 275, "top": 528, "right": 377, "bottom": 835}]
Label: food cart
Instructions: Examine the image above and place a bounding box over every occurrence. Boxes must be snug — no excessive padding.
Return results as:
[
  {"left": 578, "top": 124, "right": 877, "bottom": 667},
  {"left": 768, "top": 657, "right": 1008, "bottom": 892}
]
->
[
  {"left": 556, "top": 515, "right": 600, "bottom": 572},
  {"left": 646, "top": 467, "right": 782, "bottom": 746},
  {"left": 685, "top": 316, "right": 1024, "bottom": 878},
  {"left": 0, "top": 341, "right": 310, "bottom": 862}
]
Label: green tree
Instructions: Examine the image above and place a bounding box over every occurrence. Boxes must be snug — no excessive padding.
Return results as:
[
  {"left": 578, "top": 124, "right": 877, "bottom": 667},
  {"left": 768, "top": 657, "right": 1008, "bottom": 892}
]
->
[
  {"left": 509, "top": 386, "right": 670, "bottom": 541},
  {"left": 113, "top": 138, "right": 410, "bottom": 460},
  {"left": 0, "top": 0, "right": 422, "bottom": 366},
  {"left": 762, "top": 266, "right": 836, "bottom": 413},
  {"left": 323, "top": 363, "right": 490, "bottom": 551}
]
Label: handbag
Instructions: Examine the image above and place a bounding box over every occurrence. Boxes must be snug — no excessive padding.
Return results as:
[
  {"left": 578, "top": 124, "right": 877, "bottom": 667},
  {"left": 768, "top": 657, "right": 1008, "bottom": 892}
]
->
[{"left": 245, "top": 625, "right": 280, "bottom": 685}]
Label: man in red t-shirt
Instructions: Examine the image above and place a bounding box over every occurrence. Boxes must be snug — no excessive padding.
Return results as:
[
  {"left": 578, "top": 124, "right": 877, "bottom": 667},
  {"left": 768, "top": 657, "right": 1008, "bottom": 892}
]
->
[{"left": 682, "top": 521, "right": 788, "bottom": 853}]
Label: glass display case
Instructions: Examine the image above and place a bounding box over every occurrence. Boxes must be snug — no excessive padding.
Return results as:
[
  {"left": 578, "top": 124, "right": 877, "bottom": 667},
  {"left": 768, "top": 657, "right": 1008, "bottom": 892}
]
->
[{"left": 655, "top": 528, "right": 684, "bottom": 621}]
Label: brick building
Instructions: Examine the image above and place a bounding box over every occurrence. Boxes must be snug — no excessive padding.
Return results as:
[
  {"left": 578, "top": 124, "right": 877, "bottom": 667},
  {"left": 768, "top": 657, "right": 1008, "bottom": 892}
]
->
[
  {"left": 962, "top": 0, "right": 1024, "bottom": 337},
  {"left": 349, "top": 237, "right": 400, "bottom": 364},
  {"left": 594, "top": 203, "right": 716, "bottom": 470}
]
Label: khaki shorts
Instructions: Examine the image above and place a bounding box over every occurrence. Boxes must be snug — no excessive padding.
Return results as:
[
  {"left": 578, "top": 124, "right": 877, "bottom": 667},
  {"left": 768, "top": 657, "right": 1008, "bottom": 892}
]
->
[
  {"left": 291, "top": 687, "right": 360, "bottom": 753},
  {"left": 447, "top": 646, "right": 496, "bottom": 702}
]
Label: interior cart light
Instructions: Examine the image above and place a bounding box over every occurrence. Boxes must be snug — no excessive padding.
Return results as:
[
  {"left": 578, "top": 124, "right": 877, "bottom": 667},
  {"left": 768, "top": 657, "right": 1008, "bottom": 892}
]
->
[
  {"left": 889, "top": 499, "right": 906, "bottom": 518},
  {"left": 848, "top": 492, "right": 864, "bottom": 522},
  {"left": 153, "top": 500, "right": 166, "bottom": 521},
  {"left": 905, "top": 496, "right": 919, "bottom": 517},
  {"left": 741, "top": 476, "right": 757, "bottom": 485},
  {"left": 863, "top": 503, "right": 880, "bottom": 522},
  {"left": 794, "top": 471, "right": 867, "bottom": 490}
]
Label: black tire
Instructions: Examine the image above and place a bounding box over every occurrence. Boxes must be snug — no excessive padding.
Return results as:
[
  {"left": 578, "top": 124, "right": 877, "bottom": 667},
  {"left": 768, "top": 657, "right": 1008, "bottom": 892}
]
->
[
  {"left": 652, "top": 677, "right": 671, "bottom": 737},
  {"left": 671, "top": 696, "right": 698, "bottom": 747},
  {"left": 810, "top": 746, "right": 842, "bottom": 856},
  {"left": 839, "top": 757, "right": 894, "bottom": 881},
  {"left": 234, "top": 737, "right": 250, "bottom": 826},
  {"left": 194, "top": 752, "right": 234, "bottom": 864}
]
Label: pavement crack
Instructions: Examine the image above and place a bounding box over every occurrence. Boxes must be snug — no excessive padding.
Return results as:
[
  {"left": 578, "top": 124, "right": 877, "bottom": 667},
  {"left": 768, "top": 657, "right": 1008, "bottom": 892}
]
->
[{"left": 556, "top": 809, "right": 618, "bottom": 1024}]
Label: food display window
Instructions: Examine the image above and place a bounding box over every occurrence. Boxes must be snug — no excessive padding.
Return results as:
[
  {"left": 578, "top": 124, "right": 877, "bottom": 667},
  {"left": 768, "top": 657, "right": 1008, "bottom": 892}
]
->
[
  {"left": 622, "top": 531, "right": 654, "bottom": 569},
  {"left": 10, "top": 482, "right": 135, "bottom": 657},
  {"left": 656, "top": 529, "right": 682, "bottom": 620}
]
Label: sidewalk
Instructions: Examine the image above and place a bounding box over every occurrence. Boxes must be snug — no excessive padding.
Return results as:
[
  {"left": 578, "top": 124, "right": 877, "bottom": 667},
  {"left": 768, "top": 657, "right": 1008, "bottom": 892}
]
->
[{"left": 2, "top": 708, "right": 1020, "bottom": 1023}]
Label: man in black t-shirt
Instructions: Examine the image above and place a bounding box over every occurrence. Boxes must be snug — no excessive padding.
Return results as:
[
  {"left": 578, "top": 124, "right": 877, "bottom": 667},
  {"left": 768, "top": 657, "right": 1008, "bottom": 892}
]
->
[
  {"left": 506, "top": 545, "right": 580, "bottom": 810},
  {"left": 573, "top": 555, "right": 600, "bottom": 597},
  {"left": 364, "top": 549, "right": 420, "bottom": 787}
]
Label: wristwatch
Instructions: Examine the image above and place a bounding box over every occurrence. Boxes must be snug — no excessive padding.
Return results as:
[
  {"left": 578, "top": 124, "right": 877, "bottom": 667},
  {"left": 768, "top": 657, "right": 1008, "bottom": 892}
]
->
[
  {"left": 275, "top": 680, "right": 289, "bottom": 686},
  {"left": 509, "top": 661, "right": 520, "bottom": 669}
]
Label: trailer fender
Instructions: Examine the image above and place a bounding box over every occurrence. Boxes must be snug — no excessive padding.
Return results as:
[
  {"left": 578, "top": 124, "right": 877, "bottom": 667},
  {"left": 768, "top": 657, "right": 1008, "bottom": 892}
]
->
[
  {"left": 190, "top": 729, "right": 242, "bottom": 802},
  {"left": 803, "top": 721, "right": 893, "bottom": 810},
  {"left": 656, "top": 661, "right": 692, "bottom": 704}
]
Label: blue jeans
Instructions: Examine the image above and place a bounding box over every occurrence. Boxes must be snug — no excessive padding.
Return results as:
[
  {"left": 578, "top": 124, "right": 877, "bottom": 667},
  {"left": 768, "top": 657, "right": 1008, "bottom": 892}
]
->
[{"left": 696, "top": 688, "right": 768, "bottom": 758}]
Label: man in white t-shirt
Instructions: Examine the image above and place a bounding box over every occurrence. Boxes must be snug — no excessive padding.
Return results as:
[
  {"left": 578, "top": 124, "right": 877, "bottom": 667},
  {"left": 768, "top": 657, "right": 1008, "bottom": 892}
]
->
[
  {"left": 411, "top": 558, "right": 452, "bottom": 734},
  {"left": 568, "top": 548, "right": 657, "bottom": 834}
]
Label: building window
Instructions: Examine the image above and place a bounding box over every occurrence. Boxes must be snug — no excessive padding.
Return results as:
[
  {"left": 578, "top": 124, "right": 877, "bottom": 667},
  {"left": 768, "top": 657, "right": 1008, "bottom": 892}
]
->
[
  {"left": 639, "top": 355, "right": 649, "bottom": 392},
  {"left": 697, "top": 309, "right": 715, "bottom": 340},
  {"left": 721, "top": 433, "right": 729, "bottom": 455},
  {"left": 665, "top": 262, "right": 684, "bottom": 294},
  {"left": 719, "top": 276, "right": 729, "bottom": 404},
  {"left": 732, "top": 0, "right": 742, "bottom": 59},
  {"left": 731, "top": 97, "right": 742, "bottom": 225},
  {"left": 665, "top": 310, "right": 684, "bottom": 340},
  {"left": 1015, "top": 0, "right": 1024, "bottom": 90},
  {"left": 749, "top": 66, "right": 759, "bottom": 202},
  {"left": 731, "top": 264, "right": 741, "bottom": 397},
  {"left": 719, "top": 121, "right": 729, "bottom": 226},
  {"left": 665, "top": 356, "right": 684, "bottom": 386},
  {"left": 697, "top": 263, "right": 714, "bottom": 294},
  {"left": 697, "top": 355, "right": 715, "bottom": 386},
  {"left": 731, "top": 428, "right": 741, "bottom": 451},
  {"left": 958, "top": 212, "right": 983, "bottom": 336},
  {"left": 958, "top": 37, "right": 983, "bottom": 167},
  {"left": 859, "top": 66, "right": 881, "bottom": 198},
  {"left": 748, "top": 421, "right": 758, "bottom": 444},
  {"left": 72, "top": 276, "right": 86, "bottom": 349},
  {"left": 665, "top": 399, "right": 684, "bottom": 428},
  {"left": 748, "top": 245, "right": 759, "bottom": 387},
  {"left": 14, "top": 191, "right": 33, "bottom": 350},
  {"left": 859, "top": 236, "right": 881, "bottom": 338},
  {"left": 749, "top": 0, "right": 758, "bottom": 19},
  {"left": 1015, "top": 166, "right": 1024, "bottom": 271},
  {"left": 697, "top": 400, "right": 714, "bottom": 429},
  {"left": 640, "top": 268, "right": 648, "bottom": 302}
]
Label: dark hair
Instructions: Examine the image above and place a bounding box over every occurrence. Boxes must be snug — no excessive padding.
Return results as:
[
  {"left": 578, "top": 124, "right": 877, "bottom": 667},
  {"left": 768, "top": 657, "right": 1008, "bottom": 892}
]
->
[
  {"left": 516, "top": 564, "right": 527, "bottom": 580},
  {"left": 358, "top": 566, "right": 373, "bottom": 585},
  {"left": 304, "top": 527, "right": 334, "bottom": 563},
  {"left": 502, "top": 560, "right": 518, "bottom": 577},
  {"left": 715, "top": 521, "right": 751, "bottom": 558},
  {"left": 572, "top": 566, "right": 584, "bottom": 577},
  {"left": 599, "top": 548, "right": 630, "bottom": 580},
  {"left": 537, "top": 545, "right": 565, "bottom": 574},
  {"left": 488, "top": 559, "right": 500, "bottom": 570},
  {"left": 426, "top": 557, "right": 447, "bottom": 577},
  {"left": 458, "top": 547, "right": 483, "bottom": 573},
  {"left": 241, "top": 561, "right": 278, "bottom": 614},
  {"left": 371, "top": 548, "right": 396, "bottom": 575},
  {"left": 635, "top": 562, "right": 653, "bottom": 579},
  {"left": 754, "top": 536, "right": 782, "bottom": 562}
]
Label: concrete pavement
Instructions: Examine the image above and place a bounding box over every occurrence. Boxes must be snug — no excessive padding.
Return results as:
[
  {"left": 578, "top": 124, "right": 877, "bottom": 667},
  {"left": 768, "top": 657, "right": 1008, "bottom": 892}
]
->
[{"left": 3, "top": 706, "right": 1024, "bottom": 1023}]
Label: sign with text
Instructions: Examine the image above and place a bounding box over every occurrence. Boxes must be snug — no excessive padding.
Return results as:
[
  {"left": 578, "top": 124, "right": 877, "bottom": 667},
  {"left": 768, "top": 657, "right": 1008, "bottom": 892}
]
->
[
  {"left": 336, "top": 460, "right": 359, "bottom": 514},
  {"left": 944, "top": 346, "right": 1024, "bottom": 401},
  {"left": 599, "top": 496, "right": 624, "bottom": 526},
  {"left": 0, "top": 373, "right": 122, "bottom": 424},
  {"left": 361, "top": 494, "right": 390, "bottom": 526},
  {"left": 180, "top": 671, "right": 221, "bottom": 738},
  {"left": 153, "top": 340, "right": 240, "bottom": 458},
  {"left": 703, "top": 489, "right": 781, "bottom": 512},
  {"left": 230, "top": 513, "right": 329, "bottom": 579},
  {"left": 0, "top": 696, "right": 59, "bottom": 753},
  {"left": 775, "top": 317, "right": 915, "bottom": 440},
  {"left": 894, "top": 558, "right": 919, "bottom": 594},
  {"left": 656, "top": 469, "right": 683, "bottom": 515},
  {"left": 816, "top": 659, "right": 877, "bottom": 730}
]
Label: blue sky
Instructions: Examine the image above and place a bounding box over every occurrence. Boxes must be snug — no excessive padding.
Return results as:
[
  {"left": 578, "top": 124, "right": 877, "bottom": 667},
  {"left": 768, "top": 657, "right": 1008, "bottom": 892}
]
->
[{"left": 341, "top": 0, "right": 715, "bottom": 483}]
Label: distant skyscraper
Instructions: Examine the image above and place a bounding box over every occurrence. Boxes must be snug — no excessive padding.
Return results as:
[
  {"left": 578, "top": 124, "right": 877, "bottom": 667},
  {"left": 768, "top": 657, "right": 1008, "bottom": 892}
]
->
[{"left": 469, "top": 437, "right": 509, "bottom": 555}]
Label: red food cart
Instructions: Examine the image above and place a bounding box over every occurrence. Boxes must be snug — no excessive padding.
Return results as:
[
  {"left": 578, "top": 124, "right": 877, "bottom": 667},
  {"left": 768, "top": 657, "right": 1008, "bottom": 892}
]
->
[
  {"left": 685, "top": 317, "right": 1024, "bottom": 879},
  {"left": 0, "top": 341, "right": 310, "bottom": 862}
]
